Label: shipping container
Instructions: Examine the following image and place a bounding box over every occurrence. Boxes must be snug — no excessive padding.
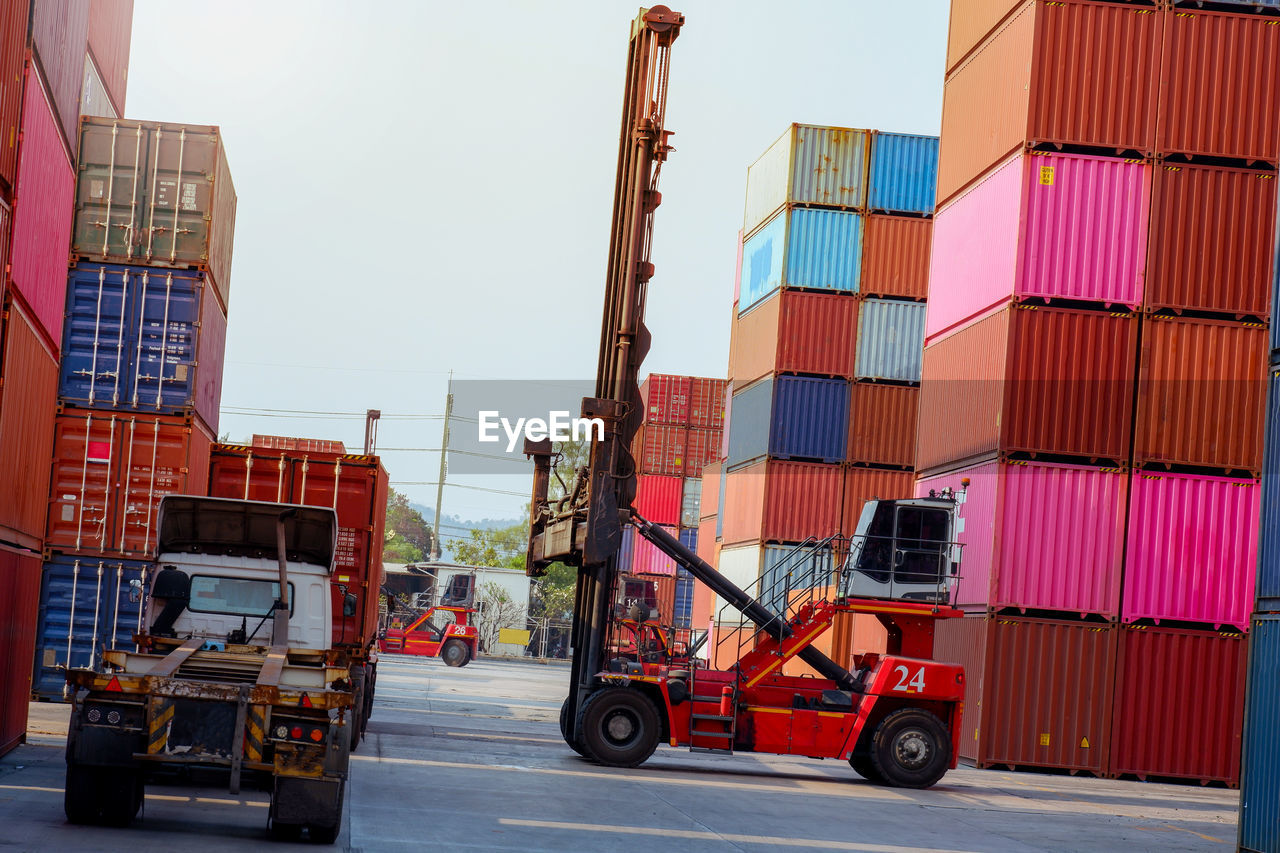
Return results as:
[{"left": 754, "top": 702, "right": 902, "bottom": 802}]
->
[
  {"left": 760, "top": 544, "right": 834, "bottom": 617},
  {"left": 79, "top": 52, "right": 116, "bottom": 119},
  {"left": 0, "top": 0, "right": 29, "bottom": 193},
  {"left": 674, "top": 567, "right": 693, "bottom": 629},
  {"left": 714, "top": 544, "right": 763, "bottom": 626},
  {"left": 86, "top": 0, "right": 132, "bottom": 115},
  {"left": 867, "top": 132, "right": 939, "bottom": 215},
  {"left": 688, "top": 377, "right": 726, "bottom": 430},
  {"left": 683, "top": 427, "right": 721, "bottom": 478},
  {"left": 720, "top": 383, "right": 732, "bottom": 461},
  {"left": 1240, "top": 614, "right": 1280, "bottom": 852},
  {"left": 742, "top": 124, "right": 868, "bottom": 237},
  {"left": 696, "top": 518, "right": 716, "bottom": 563},
  {"left": 726, "top": 375, "right": 850, "bottom": 468},
  {"left": 31, "top": 553, "right": 147, "bottom": 700},
  {"left": 860, "top": 215, "right": 931, "bottom": 301},
  {"left": 11, "top": 64, "right": 76, "bottom": 346},
  {"left": 680, "top": 478, "right": 700, "bottom": 527},
  {"left": 1259, "top": 367, "right": 1280, "bottom": 606},
  {"left": 0, "top": 295, "right": 58, "bottom": 551},
  {"left": 847, "top": 382, "right": 917, "bottom": 469},
  {"left": 618, "top": 525, "right": 633, "bottom": 574},
  {"left": 729, "top": 290, "right": 859, "bottom": 388},
  {"left": 944, "top": 0, "right": 1022, "bottom": 74},
  {"left": 1122, "top": 471, "right": 1258, "bottom": 631},
  {"left": 60, "top": 263, "right": 227, "bottom": 430},
  {"left": 630, "top": 526, "right": 677, "bottom": 576},
  {"left": 840, "top": 467, "right": 916, "bottom": 538},
  {"left": 73, "top": 117, "right": 237, "bottom": 309},
  {"left": 207, "top": 444, "right": 388, "bottom": 651},
  {"left": 918, "top": 306, "right": 1138, "bottom": 472},
  {"left": 738, "top": 207, "right": 864, "bottom": 311},
  {"left": 678, "top": 526, "right": 697, "bottom": 553},
  {"left": 916, "top": 460, "right": 1127, "bottom": 616},
  {"left": 855, "top": 299, "right": 926, "bottom": 383},
  {"left": 732, "top": 229, "right": 742, "bottom": 304},
  {"left": 0, "top": 545, "right": 41, "bottom": 756},
  {"left": 620, "top": 572, "right": 675, "bottom": 627},
  {"left": 1146, "top": 162, "right": 1277, "bottom": 318},
  {"left": 640, "top": 374, "right": 691, "bottom": 425},
  {"left": 720, "top": 459, "right": 843, "bottom": 546},
  {"left": 1133, "top": 315, "right": 1267, "bottom": 472},
  {"left": 927, "top": 151, "right": 1150, "bottom": 341},
  {"left": 937, "top": 0, "right": 1160, "bottom": 205},
  {"left": 252, "top": 434, "right": 346, "bottom": 454},
  {"left": 1158, "top": 9, "right": 1280, "bottom": 163},
  {"left": 699, "top": 461, "right": 721, "bottom": 520},
  {"left": 715, "top": 463, "right": 726, "bottom": 540},
  {"left": 1111, "top": 625, "right": 1246, "bottom": 785},
  {"left": 32, "top": 0, "right": 89, "bottom": 155},
  {"left": 634, "top": 423, "right": 686, "bottom": 476},
  {"left": 634, "top": 474, "right": 682, "bottom": 526}
]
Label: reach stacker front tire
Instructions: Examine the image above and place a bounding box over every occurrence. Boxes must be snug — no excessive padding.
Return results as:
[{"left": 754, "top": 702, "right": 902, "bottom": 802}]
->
[
  {"left": 441, "top": 639, "right": 470, "bottom": 668},
  {"left": 578, "top": 687, "right": 660, "bottom": 768},
  {"left": 849, "top": 752, "right": 884, "bottom": 783},
  {"left": 870, "top": 708, "right": 951, "bottom": 789}
]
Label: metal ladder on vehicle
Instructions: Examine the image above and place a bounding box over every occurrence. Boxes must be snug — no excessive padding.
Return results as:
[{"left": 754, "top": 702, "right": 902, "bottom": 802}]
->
[{"left": 686, "top": 669, "right": 738, "bottom": 755}]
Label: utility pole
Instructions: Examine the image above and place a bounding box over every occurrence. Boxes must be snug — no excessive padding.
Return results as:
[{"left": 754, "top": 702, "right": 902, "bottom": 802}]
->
[{"left": 431, "top": 373, "right": 452, "bottom": 561}]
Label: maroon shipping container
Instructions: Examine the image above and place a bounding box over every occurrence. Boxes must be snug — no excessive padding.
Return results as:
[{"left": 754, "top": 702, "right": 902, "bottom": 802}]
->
[
  {"left": 86, "top": 0, "right": 131, "bottom": 115},
  {"left": 688, "top": 377, "right": 726, "bottom": 430},
  {"left": 0, "top": 295, "right": 58, "bottom": 551},
  {"left": 721, "top": 460, "right": 843, "bottom": 546},
  {"left": 1157, "top": 9, "right": 1280, "bottom": 164},
  {"left": 840, "top": 466, "right": 916, "bottom": 536},
  {"left": 848, "top": 382, "right": 917, "bottom": 468},
  {"left": 0, "top": 544, "right": 41, "bottom": 756},
  {"left": 729, "top": 290, "right": 859, "bottom": 388},
  {"left": 917, "top": 305, "right": 1138, "bottom": 473},
  {"left": 1133, "top": 315, "right": 1267, "bottom": 473},
  {"left": 684, "top": 427, "right": 722, "bottom": 478},
  {"left": 860, "top": 215, "right": 931, "bottom": 301},
  {"left": 0, "top": 0, "right": 28, "bottom": 193},
  {"left": 10, "top": 61, "right": 75, "bottom": 348},
  {"left": 633, "top": 423, "right": 686, "bottom": 477},
  {"left": 936, "top": 615, "right": 1117, "bottom": 772},
  {"left": 640, "top": 374, "right": 691, "bottom": 425},
  {"left": 47, "top": 409, "right": 213, "bottom": 557},
  {"left": 252, "top": 434, "right": 346, "bottom": 455},
  {"left": 1110, "top": 625, "right": 1246, "bottom": 785},
  {"left": 31, "top": 0, "right": 89, "bottom": 156},
  {"left": 634, "top": 474, "right": 682, "bottom": 526},
  {"left": 1146, "top": 162, "right": 1277, "bottom": 318},
  {"left": 621, "top": 573, "right": 676, "bottom": 627}
]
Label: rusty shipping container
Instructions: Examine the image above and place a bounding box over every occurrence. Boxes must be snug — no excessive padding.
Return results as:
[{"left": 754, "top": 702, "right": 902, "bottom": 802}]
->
[
  {"left": 0, "top": 0, "right": 28, "bottom": 193},
  {"left": 729, "top": 290, "right": 858, "bottom": 388},
  {"left": 847, "top": 382, "right": 917, "bottom": 469},
  {"left": 1134, "top": 315, "right": 1267, "bottom": 473},
  {"left": 1158, "top": 9, "right": 1280, "bottom": 164},
  {"left": 937, "top": 0, "right": 1161, "bottom": 206},
  {"left": 860, "top": 215, "right": 931, "bottom": 301},
  {"left": 0, "top": 544, "right": 41, "bottom": 757},
  {"left": 46, "top": 409, "right": 213, "bottom": 557},
  {"left": 32, "top": 0, "right": 89, "bottom": 156},
  {"left": 86, "top": 0, "right": 132, "bottom": 115},
  {"left": 0, "top": 295, "right": 59, "bottom": 551},
  {"left": 1146, "top": 162, "right": 1277, "bottom": 317},
  {"left": 633, "top": 423, "right": 686, "bottom": 477},
  {"left": 840, "top": 466, "right": 916, "bottom": 537},
  {"left": 742, "top": 124, "right": 869, "bottom": 237},
  {"left": 936, "top": 615, "right": 1117, "bottom": 773},
  {"left": 1110, "top": 625, "right": 1246, "bottom": 785},
  {"left": 917, "top": 306, "right": 1138, "bottom": 473},
  {"left": 720, "top": 460, "right": 843, "bottom": 546}
]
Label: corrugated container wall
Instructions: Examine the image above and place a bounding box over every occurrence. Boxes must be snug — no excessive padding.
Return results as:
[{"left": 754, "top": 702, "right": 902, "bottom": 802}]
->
[
  {"left": 251, "top": 434, "right": 346, "bottom": 454},
  {"left": 742, "top": 124, "right": 868, "bottom": 236},
  {"left": 32, "top": 0, "right": 90, "bottom": 155},
  {"left": 0, "top": 0, "right": 29, "bottom": 192},
  {"left": 867, "top": 132, "right": 939, "bottom": 215},
  {"left": 860, "top": 215, "right": 931, "bottom": 301},
  {"left": 0, "top": 546, "right": 41, "bottom": 756},
  {"left": 680, "top": 479, "right": 701, "bottom": 528},
  {"left": 79, "top": 54, "right": 116, "bottom": 119},
  {"left": 738, "top": 207, "right": 863, "bottom": 311},
  {"left": 699, "top": 462, "right": 721, "bottom": 520},
  {"left": 684, "top": 428, "right": 720, "bottom": 479},
  {"left": 687, "top": 377, "right": 726, "bottom": 430},
  {"left": 635, "top": 424, "right": 686, "bottom": 477},
  {"left": 1260, "top": 368, "right": 1280, "bottom": 607},
  {"left": 641, "top": 374, "right": 691, "bottom": 425},
  {"left": 1111, "top": 626, "right": 1246, "bottom": 785},
  {"left": 1240, "top": 615, "right": 1280, "bottom": 852},
  {"left": 720, "top": 460, "right": 843, "bottom": 546},
  {"left": 630, "top": 526, "right": 678, "bottom": 576},
  {"left": 0, "top": 297, "right": 58, "bottom": 551},
  {"left": 855, "top": 299, "right": 925, "bottom": 383},
  {"left": 944, "top": 0, "right": 1023, "bottom": 73},
  {"left": 634, "top": 474, "right": 682, "bottom": 527},
  {"left": 840, "top": 467, "right": 916, "bottom": 537},
  {"left": 726, "top": 376, "right": 850, "bottom": 468},
  {"left": 847, "top": 383, "right": 917, "bottom": 468},
  {"left": 86, "top": 0, "right": 132, "bottom": 115},
  {"left": 729, "top": 290, "right": 858, "bottom": 388}
]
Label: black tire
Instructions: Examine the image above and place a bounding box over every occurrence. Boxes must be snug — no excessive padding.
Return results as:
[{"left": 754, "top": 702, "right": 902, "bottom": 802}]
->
[
  {"left": 869, "top": 708, "right": 951, "bottom": 789},
  {"left": 349, "top": 675, "right": 366, "bottom": 753},
  {"left": 559, "top": 696, "right": 590, "bottom": 757},
  {"left": 64, "top": 764, "right": 142, "bottom": 826},
  {"left": 64, "top": 763, "right": 100, "bottom": 825},
  {"left": 849, "top": 752, "right": 884, "bottom": 783},
  {"left": 306, "top": 782, "right": 344, "bottom": 845},
  {"left": 441, "top": 639, "right": 469, "bottom": 668},
  {"left": 578, "top": 687, "right": 660, "bottom": 768},
  {"left": 269, "top": 819, "right": 303, "bottom": 841}
]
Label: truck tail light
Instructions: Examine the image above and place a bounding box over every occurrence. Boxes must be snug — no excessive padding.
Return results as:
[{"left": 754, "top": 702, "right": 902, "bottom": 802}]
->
[{"left": 309, "top": 728, "right": 323, "bottom": 742}]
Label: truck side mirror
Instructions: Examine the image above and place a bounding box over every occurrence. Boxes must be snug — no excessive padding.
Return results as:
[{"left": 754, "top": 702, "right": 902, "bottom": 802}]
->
[{"left": 343, "top": 593, "right": 358, "bottom": 618}]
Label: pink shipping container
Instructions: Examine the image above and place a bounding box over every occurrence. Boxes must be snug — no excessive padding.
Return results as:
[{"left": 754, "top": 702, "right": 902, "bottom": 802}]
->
[
  {"left": 926, "top": 151, "right": 1149, "bottom": 343},
  {"left": 10, "top": 63, "right": 75, "bottom": 348},
  {"left": 641, "top": 374, "right": 691, "bottom": 425},
  {"left": 631, "top": 525, "right": 678, "bottom": 575},
  {"left": 916, "top": 459, "right": 1127, "bottom": 617},
  {"left": 31, "top": 0, "right": 90, "bottom": 155},
  {"left": 1122, "top": 472, "right": 1259, "bottom": 632},
  {"left": 634, "top": 474, "right": 682, "bottom": 527},
  {"left": 86, "top": 0, "right": 132, "bottom": 116}
]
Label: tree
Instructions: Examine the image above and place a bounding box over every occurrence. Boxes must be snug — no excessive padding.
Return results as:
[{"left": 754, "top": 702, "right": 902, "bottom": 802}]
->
[
  {"left": 531, "top": 437, "right": 590, "bottom": 618},
  {"left": 451, "top": 522, "right": 525, "bottom": 570},
  {"left": 384, "top": 488, "right": 434, "bottom": 563},
  {"left": 548, "top": 437, "right": 590, "bottom": 501},
  {"left": 475, "top": 581, "right": 525, "bottom": 653}
]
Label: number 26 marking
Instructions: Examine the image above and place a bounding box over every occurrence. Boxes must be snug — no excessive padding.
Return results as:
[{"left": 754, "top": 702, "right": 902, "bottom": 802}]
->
[{"left": 892, "top": 665, "right": 926, "bottom": 693}]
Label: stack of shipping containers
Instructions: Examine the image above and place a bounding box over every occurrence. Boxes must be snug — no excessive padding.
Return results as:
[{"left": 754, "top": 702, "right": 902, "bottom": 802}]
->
[
  {"left": 926, "top": 0, "right": 1275, "bottom": 785},
  {"left": 705, "top": 124, "right": 937, "bottom": 670}
]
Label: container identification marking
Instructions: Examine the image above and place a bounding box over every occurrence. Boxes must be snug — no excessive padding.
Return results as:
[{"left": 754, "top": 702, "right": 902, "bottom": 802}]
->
[
  {"left": 1038, "top": 733, "right": 1050, "bottom": 746},
  {"left": 1039, "top": 166, "right": 1054, "bottom": 186}
]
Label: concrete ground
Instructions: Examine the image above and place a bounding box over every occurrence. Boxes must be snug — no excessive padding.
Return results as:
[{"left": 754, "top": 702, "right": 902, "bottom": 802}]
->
[{"left": 0, "top": 655, "right": 1239, "bottom": 851}]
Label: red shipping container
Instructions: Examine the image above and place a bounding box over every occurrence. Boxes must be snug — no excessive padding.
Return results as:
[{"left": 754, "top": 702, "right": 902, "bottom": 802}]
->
[
  {"left": 688, "top": 377, "right": 726, "bottom": 430},
  {"left": 1110, "top": 625, "right": 1246, "bottom": 785},
  {"left": 0, "top": 544, "right": 41, "bottom": 756},
  {"left": 1146, "top": 162, "right": 1277, "bottom": 318},
  {"left": 729, "top": 290, "right": 859, "bottom": 389},
  {"left": 848, "top": 382, "right": 917, "bottom": 468},
  {"left": 86, "top": 0, "right": 132, "bottom": 116},
  {"left": 252, "top": 434, "right": 347, "bottom": 455},
  {"left": 840, "top": 466, "right": 916, "bottom": 537},
  {"left": 0, "top": 0, "right": 28, "bottom": 193},
  {"left": 619, "top": 572, "right": 676, "bottom": 625},
  {"left": 634, "top": 423, "right": 686, "bottom": 477},
  {"left": 1157, "top": 9, "right": 1280, "bottom": 164},
  {"left": 721, "top": 460, "right": 843, "bottom": 546},
  {"left": 31, "top": 0, "right": 89, "bottom": 155},
  {"left": 640, "top": 374, "right": 692, "bottom": 425},
  {"left": 0, "top": 295, "right": 58, "bottom": 551},
  {"left": 860, "top": 215, "right": 932, "bottom": 301},
  {"left": 683, "top": 427, "right": 721, "bottom": 478},
  {"left": 208, "top": 444, "right": 389, "bottom": 651},
  {"left": 10, "top": 62, "right": 76, "bottom": 348},
  {"left": 634, "top": 474, "right": 682, "bottom": 526},
  {"left": 47, "top": 409, "right": 213, "bottom": 556},
  {"left": 1133, "top": 315, "right": 1266, "bottom": 473}
]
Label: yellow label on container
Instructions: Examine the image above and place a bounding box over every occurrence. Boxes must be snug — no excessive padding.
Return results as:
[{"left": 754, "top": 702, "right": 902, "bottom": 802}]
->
[
  {"left": 1038, "top": 733, "right": 1051, "bottom": 747},
  {"left": 1039, "top": 166, "right": 1054, "bottom": 186},
  {"left": 1080, "top": 736, "right": 1091, "bottom": 749}
]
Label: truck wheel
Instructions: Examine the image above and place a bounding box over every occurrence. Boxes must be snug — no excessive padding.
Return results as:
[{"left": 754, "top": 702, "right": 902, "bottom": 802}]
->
[
  {"left": 64, "top": 765, "right": 142, "bottom": 825},
  {"left": 848, "top": 752, "right": 884, "bottom": 783},
  {"left": 870, "top": 708, "right": 951, "bottom": 789},
  {"left": 578, "top": 687, "right": 660, "bottom": 768},
  {"left": 64, "top": 764, "right": 101, "bottom": 824},
  {"left": 559, "top": 696, "right": 589, "bottom": 758},
  {"left": 269, "top": 819, "right": 302, "bottom": 841},
  {"left": 306, "top": 781, "right": 344, "bottom": 844},
  {"left": 349, "top": 671, "right": 366, "bottom": 753},
  {"left": 441, "top": 639, "right": 469, "bottom": 667}
]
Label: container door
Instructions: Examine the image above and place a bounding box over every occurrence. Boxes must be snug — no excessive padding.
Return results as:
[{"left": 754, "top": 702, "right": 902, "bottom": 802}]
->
[
  {"left": 75, "top": 119, "right": 147, "bottom": 260},
  {"left": 61, "top": 265, "right": 132, "bottom": 408},
  {"left": 128, "top": 268, "right": 200, "bottom": 414},
  {"left": 144, "top": 125, "right": 217, "bottom": 267}
]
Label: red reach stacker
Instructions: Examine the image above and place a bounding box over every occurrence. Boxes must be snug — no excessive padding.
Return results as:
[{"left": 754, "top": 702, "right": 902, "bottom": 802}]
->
[
  {"left": 379, "top": 573, "right": 479, "bottom": 667},
  {"left": 523, "top": 6, "right": 967, "bottom": 788}
]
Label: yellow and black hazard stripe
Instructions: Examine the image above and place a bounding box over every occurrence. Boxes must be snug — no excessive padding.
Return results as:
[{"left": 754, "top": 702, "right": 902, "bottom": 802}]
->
[
  {"left": 245, "top": 705, "right": 266, "bottom": 763},
  {"left": 148, "top": 699, "right": 174, "bottom": 755}
]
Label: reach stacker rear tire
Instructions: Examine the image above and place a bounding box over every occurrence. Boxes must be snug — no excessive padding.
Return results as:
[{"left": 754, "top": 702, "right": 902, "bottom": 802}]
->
[
  {"left": 869, "top": 708, "right": 951, "bottom": 789},
  {"left": 441, "top": 639, "right": 470, "bottom": 668},
  {"left": 559, "top": 696, "right": 590, "bottom": 758},
  {"left": 578, "top": 687, "right": 660, "bottom": 768}
]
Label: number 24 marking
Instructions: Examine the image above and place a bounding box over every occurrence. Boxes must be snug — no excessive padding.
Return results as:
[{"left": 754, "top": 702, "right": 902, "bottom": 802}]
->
[{"left": 892, "top": 665, "right": 926, "bottom": 693}]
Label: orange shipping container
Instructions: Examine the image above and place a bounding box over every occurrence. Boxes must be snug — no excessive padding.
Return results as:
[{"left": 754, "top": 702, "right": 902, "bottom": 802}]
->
[
  {"left": 720, "top": 460, "right": 843, "bottom": 546},
  {"left": 699, "top": 461, "right": 721, "bottom": 519},
  {"left": 945, "top": 0, "right": 1023, "bottom": 74},
  {"left": 860, "top": 215, "right": 932, "bottom": 301},
  {"left": 729, "top": 290, "right": 859, "bottom": 389},
  {"left": 848, "top": 382, "right": 917, "bottom": 469},
  {"left": 839, "top": 467, "right": 916, "bottom": 536},
  {"left": 0, "top": 296, "right": 58, "bottom": 550}
]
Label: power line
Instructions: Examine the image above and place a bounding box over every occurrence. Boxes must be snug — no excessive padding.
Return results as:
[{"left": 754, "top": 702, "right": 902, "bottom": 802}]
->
[{"left": 390, "top": 481, "right": 529, "bottom": 498}]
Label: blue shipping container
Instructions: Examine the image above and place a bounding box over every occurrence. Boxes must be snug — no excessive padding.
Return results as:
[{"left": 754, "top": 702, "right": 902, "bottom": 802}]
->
[
  {"left": 855, "top": 298, "right": 927, "bottom": 383},
  {"left": 674, "top": 567, "right": 694, "bottom": 629},
  {"left": 726, "top": 376, "right": 850, "bottom": 468},
  {"left": 1270, "top": 186, "right": 1280, "bottom": 356},
  {"left": 715, "top": 469, "right": 727, "bottom": 540},
  {"left": 34, "top": 554, "right": 150, "bottom": 700},
  {"left": 618, "top": 525, "right": 634, "bottom": 574},
  {"left": 868, "top": 132, "right": 939, "bottom": 215},
  {"left": 679, "top": 526, "right": 698, "bottom": 553},
  {"left": 1240, "top": 614, "right": 1280, "bottom": 853},
  {"left": 739, "top": 208, "right": 863, "bottom": 312},
  {"left": 1260, "top": 366, "right": 1280, "bottom": 606},
  {"left": 60, "top": 263, "right": 226, "bottom": 430}
]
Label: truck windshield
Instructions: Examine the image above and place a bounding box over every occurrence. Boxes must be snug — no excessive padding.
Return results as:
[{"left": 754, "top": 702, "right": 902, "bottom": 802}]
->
[{"left": 188, "top": 575, "right": 294, "bottom": 617}]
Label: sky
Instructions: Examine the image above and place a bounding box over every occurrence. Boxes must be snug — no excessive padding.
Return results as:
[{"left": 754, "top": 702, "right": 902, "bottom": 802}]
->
[{"left": 125, "top": 0, "right": 949, "bottom": 526}]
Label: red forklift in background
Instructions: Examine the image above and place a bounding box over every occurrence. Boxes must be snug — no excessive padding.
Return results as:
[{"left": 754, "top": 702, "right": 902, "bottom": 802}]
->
[
  {"left": 380, "top": 573, "right": 479, "bottom": 667},
  {"left": 522, "top": 6, "right": 967, "bottom": 789}
]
